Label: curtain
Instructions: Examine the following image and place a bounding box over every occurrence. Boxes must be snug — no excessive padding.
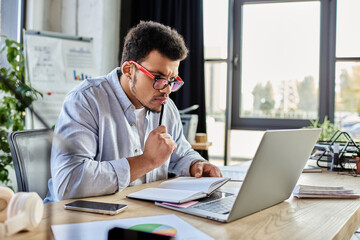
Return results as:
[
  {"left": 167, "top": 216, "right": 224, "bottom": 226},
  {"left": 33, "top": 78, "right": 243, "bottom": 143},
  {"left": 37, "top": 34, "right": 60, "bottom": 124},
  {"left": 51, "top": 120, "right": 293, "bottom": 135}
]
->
[{"left": 120, "top": 0, "right": 208, "bottom": 158}]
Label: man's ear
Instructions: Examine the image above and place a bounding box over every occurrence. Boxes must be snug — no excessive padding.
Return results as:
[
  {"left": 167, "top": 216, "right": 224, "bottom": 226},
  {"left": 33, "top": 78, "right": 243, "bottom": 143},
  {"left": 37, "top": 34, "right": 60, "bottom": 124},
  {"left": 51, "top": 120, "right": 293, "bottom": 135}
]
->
[{"left": 121, "top": 61, "right": 132, "bottom": 78}]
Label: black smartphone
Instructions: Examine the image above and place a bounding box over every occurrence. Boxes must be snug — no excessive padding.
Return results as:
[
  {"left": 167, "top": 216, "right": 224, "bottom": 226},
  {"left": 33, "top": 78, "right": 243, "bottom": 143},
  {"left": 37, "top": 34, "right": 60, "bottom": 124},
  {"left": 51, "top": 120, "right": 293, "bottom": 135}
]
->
[
  {"left": 108, "top": 227, "right": 175, "bottom": 240},
  {"left": 64, "top": 200, "right": 128, "bottom": 215}
]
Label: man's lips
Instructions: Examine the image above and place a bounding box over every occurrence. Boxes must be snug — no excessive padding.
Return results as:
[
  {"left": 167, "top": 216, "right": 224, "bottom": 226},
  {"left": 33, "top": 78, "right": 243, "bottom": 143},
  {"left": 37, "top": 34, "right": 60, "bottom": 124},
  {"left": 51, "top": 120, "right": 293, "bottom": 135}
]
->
[{"left": 155, "top": 97, "right": 168, "bottom": 104}]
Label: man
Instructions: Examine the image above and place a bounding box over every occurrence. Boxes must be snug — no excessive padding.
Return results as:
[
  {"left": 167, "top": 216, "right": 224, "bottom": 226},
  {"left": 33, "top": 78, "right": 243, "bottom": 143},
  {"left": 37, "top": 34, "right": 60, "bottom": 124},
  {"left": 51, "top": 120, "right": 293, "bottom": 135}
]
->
[{"left": 45, "top": 21, "right": 221, "bottom": 202}]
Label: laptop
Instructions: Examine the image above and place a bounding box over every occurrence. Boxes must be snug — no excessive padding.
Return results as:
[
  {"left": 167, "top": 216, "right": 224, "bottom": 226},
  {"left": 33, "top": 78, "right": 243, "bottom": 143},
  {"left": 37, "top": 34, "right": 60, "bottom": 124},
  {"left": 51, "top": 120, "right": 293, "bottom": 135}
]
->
[{"left": 156, "top": 128, "right": 321, "bottom": 222}]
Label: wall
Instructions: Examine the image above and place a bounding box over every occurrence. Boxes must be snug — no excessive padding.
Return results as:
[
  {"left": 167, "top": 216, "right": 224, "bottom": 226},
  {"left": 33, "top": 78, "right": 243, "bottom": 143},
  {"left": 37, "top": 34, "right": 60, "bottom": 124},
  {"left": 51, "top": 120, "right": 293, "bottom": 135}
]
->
[{"left": 25, "top": 0, "right": 121, "bottom": 75}]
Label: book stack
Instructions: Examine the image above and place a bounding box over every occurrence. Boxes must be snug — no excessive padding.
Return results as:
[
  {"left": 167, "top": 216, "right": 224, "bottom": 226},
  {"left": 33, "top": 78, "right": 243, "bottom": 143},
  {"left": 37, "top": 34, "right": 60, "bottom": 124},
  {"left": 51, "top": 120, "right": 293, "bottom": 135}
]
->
[{"left": 293, "top": 184, "right": 360, "bottom": 199}]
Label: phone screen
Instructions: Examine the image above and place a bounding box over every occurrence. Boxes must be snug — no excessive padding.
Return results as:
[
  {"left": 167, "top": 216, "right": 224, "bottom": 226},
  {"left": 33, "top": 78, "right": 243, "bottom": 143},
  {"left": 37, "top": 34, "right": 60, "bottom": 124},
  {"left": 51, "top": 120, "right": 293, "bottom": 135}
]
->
[{"left": 64, "top": 200, "right": 127, "bottom": 215}]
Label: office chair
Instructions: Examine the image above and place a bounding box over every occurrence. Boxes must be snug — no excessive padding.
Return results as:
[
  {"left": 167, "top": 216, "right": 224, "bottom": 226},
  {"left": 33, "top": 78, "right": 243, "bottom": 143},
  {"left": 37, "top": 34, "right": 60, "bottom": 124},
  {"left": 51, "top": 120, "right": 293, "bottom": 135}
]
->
[
  {"left": 179, "top": 104, "right": 199, "bottom": 143},
  {"left": 8, "top": 129, "right": 52, "bottom": 199}
]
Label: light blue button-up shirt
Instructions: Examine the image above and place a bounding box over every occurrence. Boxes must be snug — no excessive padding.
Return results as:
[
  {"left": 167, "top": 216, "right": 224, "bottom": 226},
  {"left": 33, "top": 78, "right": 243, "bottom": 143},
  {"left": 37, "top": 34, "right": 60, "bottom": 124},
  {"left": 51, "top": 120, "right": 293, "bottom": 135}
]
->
[{"left": 45, "top": 68, "right": 205, "bottom": 202}]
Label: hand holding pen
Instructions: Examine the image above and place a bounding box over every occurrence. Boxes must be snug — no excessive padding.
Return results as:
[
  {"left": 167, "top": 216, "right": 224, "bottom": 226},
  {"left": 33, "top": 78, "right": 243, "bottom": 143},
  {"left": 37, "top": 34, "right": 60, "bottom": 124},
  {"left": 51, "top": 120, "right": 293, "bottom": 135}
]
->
[
  {"left": 159, "top": 104, "right": 164, "bottom": 126},
  {"left": 141, "top": 103, "right": 176, "bottom": 167}
]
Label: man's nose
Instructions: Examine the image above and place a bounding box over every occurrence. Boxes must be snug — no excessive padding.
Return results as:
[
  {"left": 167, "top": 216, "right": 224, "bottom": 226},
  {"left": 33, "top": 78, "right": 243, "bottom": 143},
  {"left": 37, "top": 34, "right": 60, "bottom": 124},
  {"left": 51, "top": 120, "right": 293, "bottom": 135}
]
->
[{"left": 160, "top": 84, "right": 172, "bottom": 94}]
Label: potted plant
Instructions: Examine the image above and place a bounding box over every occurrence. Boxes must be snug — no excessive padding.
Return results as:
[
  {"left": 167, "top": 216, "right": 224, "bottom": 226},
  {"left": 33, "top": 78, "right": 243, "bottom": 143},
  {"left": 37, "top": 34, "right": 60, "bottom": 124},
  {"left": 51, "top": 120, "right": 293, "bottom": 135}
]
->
[
  {"left": 353, "top": 148, "right": 360, "bottom": 174},
  {"left": 0, "top": 36, "right": 42, "bottom": 189},
  {"left": 304, "top": 116, "right": 346, "bottom": 142}
]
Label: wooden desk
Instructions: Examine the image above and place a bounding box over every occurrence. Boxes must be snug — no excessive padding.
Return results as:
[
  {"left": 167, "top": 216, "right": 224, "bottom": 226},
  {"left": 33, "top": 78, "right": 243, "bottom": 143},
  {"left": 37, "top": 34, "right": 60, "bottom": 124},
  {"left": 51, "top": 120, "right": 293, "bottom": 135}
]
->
[{"left": 5, "top": 170, "right": 360, "bottom": 240}]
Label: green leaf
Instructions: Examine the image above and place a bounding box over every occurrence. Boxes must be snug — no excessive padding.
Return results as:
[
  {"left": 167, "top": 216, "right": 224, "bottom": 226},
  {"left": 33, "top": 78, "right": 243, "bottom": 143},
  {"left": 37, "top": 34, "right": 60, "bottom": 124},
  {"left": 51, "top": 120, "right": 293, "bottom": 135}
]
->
[
  {"left": 304, "top": 116, "right": 344, "bottom": 141},
  {"left": 0, "top": 36, "right": 42, "bottom": 188}
]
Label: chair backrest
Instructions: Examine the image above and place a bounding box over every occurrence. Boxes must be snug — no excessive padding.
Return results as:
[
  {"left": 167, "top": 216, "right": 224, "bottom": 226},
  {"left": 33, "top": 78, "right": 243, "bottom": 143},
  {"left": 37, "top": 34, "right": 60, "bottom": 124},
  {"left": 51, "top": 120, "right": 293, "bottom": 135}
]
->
[{"left": 8, "top": 129, "right": 52, "bottom": 199}]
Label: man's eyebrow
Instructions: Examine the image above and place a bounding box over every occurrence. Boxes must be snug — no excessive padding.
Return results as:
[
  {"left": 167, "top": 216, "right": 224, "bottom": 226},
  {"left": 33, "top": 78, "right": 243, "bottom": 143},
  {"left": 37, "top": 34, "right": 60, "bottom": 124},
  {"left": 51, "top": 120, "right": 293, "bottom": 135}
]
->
[
  {"left": 150, "top": 70, "right": 166, "bottom": 76},
  {"left": 150, "top": 70, "right": 178, "bottom": 78}
]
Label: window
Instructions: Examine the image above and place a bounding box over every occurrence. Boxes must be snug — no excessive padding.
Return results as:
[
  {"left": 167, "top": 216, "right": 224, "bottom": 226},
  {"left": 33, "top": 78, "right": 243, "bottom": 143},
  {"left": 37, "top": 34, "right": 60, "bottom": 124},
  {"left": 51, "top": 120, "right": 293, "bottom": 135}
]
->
[
  {"left": 335, "top": 0, "right": 360, "bottom": 141},
  {"left": 0, "top": 0, "right": 23, "bottom": 42},
  {"left": 0, "top": 0, "right": 2, "bottom": 32},
  {"left": 231, "top": 0, "right": 329, "bottom": 130},
  {"left": 204, "top": 0, "right": 360, "bottom": 164},
  {"left": 0, "top": 0, "right": 23, "bottom": 68},
  {"left": 240, "top": 2, "right": 320, "bottom": 120}
]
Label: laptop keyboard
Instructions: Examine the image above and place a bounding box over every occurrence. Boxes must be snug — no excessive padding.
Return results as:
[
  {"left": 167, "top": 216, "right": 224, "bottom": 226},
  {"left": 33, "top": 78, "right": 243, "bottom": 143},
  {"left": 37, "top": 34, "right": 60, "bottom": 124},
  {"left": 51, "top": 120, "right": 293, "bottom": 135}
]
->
[{"left": 193, "top": 195, "right": 236, "bottom": 214}]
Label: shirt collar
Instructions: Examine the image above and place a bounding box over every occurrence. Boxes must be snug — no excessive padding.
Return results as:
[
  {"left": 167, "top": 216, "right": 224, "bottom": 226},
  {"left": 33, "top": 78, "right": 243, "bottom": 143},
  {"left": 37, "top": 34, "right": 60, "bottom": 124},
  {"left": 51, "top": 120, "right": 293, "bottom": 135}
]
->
[{"left": 107, "top": 67, "right": 133, "bottom": 112}]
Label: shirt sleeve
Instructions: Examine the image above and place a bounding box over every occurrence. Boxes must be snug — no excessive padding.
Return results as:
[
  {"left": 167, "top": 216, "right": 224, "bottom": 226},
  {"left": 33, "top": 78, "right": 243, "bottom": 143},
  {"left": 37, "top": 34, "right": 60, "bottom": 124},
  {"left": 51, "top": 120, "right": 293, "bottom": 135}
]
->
[
  {"left": 51, "top": 91, "right": 130, "bottom": 200},
  {"left": 166, "top": 101, "right": 206, "bottom": 176}
]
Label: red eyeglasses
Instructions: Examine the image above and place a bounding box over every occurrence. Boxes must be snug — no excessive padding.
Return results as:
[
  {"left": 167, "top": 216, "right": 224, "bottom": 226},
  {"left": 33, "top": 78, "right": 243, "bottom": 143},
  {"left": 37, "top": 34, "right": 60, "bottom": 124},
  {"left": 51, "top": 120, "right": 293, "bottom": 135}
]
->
[{"left": 129, "top": 60, "right": 184, "bottom": 92}]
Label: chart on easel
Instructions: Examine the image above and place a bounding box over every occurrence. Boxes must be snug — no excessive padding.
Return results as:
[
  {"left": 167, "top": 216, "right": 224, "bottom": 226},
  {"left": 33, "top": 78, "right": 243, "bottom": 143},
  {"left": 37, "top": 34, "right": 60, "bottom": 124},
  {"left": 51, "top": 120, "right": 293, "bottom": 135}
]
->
[{"left": 24, "top": 30, "right": 97, "bottom": 128}]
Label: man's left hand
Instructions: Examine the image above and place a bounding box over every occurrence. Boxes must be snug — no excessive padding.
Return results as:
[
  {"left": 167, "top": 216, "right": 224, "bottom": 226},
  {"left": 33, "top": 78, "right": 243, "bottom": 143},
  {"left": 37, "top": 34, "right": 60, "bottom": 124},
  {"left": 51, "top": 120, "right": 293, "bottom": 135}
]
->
[{"left": 190, "top": 161, "right": 222, "bottom": 178}]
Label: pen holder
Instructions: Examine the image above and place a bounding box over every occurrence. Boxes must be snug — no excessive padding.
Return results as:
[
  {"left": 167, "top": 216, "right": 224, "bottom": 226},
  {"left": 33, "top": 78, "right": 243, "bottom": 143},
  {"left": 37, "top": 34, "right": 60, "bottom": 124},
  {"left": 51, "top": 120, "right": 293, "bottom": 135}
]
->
[
  {"left": 195, "top": 133, "right": 207, "bottom": 143},
  {"left": 355, "top": 157, "right": 360, "bottom": 174}
]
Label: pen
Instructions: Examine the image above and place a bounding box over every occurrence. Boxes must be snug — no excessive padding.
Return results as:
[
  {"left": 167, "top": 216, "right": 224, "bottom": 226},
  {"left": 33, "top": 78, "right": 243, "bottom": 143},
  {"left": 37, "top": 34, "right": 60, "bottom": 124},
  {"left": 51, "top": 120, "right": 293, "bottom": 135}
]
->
[{"left": 159, "top": 104, "right": 164, "bottom": 126}]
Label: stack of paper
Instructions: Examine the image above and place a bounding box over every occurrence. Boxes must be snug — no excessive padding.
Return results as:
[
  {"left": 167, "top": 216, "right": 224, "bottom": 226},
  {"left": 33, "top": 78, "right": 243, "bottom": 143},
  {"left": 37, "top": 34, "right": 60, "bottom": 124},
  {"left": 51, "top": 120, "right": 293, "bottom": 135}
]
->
[{"left": 293, "top": 184, "right": 360, "bottom": 199}]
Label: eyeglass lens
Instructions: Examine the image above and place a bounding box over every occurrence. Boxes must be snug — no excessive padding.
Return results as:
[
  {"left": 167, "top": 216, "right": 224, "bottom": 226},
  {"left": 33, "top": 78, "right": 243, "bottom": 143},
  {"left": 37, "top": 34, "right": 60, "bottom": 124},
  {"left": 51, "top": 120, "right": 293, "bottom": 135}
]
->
[{"left": 154, "top": 79, "right": 182, "bottom": 91}]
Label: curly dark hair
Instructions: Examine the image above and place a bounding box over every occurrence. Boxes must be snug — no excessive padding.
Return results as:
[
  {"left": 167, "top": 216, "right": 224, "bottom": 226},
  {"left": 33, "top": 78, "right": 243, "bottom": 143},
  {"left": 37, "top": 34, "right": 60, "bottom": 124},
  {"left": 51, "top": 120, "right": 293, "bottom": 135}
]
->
[{"left": 121, "top": 21, "right": 188, "bottom": 65}]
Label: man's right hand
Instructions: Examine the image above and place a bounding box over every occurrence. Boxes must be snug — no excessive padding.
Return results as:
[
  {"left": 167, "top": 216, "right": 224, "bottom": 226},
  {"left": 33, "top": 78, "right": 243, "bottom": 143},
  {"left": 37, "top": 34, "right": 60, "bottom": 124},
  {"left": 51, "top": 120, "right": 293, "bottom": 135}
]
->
[
  {"left": 127, "top": 126, "right": 176, "bottom": 183},
  {"left": 143, "top": 125, "right": 177, "bottom": 168}
]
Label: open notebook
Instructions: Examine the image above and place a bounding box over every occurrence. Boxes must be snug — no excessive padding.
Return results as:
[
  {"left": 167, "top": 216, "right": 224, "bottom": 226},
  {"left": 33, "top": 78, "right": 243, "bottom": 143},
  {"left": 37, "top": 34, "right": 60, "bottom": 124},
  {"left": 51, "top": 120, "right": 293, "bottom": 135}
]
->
[{"left": 128, "top": 177, "right": 230, "bottom": 203}]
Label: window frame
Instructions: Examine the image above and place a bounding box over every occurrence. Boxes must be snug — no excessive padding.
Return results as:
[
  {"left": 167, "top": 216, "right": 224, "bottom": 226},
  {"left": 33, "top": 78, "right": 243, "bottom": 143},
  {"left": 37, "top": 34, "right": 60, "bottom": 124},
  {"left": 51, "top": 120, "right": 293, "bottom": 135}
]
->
[{"left": 229, "top": 0, "right": 336, "bottom": 130}]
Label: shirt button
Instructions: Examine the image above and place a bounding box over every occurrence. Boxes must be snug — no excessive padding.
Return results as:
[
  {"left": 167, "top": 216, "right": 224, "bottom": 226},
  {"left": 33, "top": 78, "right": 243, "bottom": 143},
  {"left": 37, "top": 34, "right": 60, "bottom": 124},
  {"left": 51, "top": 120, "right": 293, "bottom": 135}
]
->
[
  {"left": 135, "top": 149, "right": 138, "bottom": 153},
  {"left": 131, "top": 122, "right": 135, "bottom": 126},
  {"left": 130, "top": 106, "right": 134, "bottom": 110}
]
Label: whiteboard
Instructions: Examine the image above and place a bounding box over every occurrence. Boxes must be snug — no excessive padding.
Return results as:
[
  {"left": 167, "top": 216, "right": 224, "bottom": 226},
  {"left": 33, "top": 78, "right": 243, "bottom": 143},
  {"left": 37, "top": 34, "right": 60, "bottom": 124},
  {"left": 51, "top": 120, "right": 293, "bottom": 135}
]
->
[{"left": 24, "top": 30, "right": 98, "bottom": 129}]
